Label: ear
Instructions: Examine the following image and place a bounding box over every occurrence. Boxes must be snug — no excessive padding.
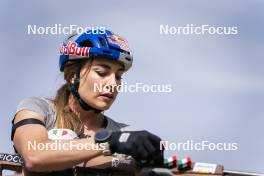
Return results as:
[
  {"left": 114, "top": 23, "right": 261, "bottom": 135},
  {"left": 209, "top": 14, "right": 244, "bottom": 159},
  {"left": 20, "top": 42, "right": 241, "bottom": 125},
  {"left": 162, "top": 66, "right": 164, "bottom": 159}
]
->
[{"left": 70, "top": 74, "right": 77, "bottom": 84}]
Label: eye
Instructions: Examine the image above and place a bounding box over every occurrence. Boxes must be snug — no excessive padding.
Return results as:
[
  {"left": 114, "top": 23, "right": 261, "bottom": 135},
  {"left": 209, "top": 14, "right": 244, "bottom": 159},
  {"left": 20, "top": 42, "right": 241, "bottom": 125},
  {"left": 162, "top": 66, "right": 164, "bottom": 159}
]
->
[
  {"left": 115, "top": 75, "right": 123, "bottom": 81},
  {"left": 96, "top": 71, "right": 107, "bottom": 77}
]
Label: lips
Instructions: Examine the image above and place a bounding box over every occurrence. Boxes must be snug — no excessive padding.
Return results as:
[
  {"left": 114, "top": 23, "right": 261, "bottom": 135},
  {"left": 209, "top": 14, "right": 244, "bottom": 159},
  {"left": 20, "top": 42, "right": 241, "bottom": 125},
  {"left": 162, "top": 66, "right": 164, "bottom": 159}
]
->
[{"left": 99, "top": 93, "right": 114, "bottom": 100}]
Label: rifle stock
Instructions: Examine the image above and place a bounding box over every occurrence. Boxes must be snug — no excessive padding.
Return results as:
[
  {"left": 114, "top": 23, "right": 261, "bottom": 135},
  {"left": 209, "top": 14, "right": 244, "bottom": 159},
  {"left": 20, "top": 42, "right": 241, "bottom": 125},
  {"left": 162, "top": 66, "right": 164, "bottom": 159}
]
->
[{"left": 1, "top": 153, "right": 263, "bottom": 176}]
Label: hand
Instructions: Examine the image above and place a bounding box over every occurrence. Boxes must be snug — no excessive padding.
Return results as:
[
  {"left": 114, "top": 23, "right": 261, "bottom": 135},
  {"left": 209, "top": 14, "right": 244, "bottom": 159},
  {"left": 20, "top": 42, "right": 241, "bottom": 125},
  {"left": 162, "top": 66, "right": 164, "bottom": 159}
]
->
[{"left": 109, "top": 130, "right": 164, "bottom": 165}]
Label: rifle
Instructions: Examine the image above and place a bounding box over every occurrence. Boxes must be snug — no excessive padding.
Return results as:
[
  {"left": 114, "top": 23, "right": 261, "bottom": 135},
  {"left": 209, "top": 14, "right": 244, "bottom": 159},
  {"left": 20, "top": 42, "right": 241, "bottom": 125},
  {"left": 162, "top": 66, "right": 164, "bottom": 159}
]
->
[{"left": 1, "top": 153, "right": 263, "bottom": 176}]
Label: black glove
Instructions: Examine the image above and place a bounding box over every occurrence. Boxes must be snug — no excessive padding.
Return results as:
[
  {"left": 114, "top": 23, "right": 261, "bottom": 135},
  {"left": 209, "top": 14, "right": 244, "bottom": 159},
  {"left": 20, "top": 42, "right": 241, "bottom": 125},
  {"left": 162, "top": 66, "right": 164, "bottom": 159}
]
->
[{"left": 109, "top": 130, "right": 164, "bottom": 166}]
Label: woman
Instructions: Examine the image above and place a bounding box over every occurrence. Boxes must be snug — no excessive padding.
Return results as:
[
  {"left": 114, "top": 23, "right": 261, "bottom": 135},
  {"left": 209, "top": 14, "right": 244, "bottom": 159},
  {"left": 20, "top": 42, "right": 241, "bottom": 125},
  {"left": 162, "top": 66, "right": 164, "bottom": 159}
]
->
[{"left": 11, "top": 29, "right": 163, "bottom": 175}]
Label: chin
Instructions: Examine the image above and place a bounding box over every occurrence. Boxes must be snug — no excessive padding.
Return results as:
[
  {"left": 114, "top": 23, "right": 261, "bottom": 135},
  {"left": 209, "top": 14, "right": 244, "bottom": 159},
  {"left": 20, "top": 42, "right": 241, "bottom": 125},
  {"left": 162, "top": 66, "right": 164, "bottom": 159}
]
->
[
  {"left": 82, "top": 97, "right": 113, "bottom": 111},
  {"left": 93, "top": 102, "right": 112, "bottom": 111}
]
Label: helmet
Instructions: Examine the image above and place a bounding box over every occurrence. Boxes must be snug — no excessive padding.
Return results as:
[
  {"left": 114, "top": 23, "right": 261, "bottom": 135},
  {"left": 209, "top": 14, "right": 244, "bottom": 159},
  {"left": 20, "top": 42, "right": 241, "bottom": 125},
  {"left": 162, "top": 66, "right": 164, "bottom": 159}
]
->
[
  {"left": 58, "top": 29, "right": 133, "bottom": 113},
  {"left": 59, "top": 29, "right": 133, "bottom": 71}
]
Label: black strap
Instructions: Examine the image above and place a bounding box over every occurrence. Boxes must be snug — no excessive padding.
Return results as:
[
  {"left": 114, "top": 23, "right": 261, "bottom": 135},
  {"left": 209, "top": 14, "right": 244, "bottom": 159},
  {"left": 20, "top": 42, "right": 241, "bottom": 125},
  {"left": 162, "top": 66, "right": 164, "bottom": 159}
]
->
[
  {"left": 69, "top": 64, "right": 102, "bottom": 113},
  {"left": 11, "top": 118, "right": 45, "bottom": 141}
]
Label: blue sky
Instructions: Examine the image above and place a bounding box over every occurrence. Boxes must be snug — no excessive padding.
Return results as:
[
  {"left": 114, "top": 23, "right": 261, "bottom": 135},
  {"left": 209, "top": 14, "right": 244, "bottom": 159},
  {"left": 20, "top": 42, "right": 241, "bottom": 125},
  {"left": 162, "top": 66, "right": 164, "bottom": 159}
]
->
[{"left": 1, "top": 0, "right": 263, "bottom": 173}]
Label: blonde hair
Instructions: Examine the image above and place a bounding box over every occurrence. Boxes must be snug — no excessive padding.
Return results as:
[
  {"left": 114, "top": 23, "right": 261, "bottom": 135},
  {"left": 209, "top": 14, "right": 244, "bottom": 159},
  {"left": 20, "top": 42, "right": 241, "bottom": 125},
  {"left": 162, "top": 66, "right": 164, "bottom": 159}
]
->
[{"left": 53, "top": 60, "right": 91, "bottom": 136}]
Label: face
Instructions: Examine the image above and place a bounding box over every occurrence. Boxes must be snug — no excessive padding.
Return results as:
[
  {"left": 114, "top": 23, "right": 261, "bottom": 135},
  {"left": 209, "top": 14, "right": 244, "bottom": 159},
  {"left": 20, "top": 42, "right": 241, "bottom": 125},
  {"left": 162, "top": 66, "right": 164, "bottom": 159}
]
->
[{"left": 77, "top": 58, "right": 125, "bottom": 110}]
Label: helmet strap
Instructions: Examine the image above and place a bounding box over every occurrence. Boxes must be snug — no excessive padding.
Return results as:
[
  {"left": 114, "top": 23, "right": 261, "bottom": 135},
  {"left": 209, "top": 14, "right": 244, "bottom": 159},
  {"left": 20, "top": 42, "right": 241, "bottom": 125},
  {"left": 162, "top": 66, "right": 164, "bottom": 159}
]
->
[{"left": 69, "top": 64, "right": 102, "bottom": 113}]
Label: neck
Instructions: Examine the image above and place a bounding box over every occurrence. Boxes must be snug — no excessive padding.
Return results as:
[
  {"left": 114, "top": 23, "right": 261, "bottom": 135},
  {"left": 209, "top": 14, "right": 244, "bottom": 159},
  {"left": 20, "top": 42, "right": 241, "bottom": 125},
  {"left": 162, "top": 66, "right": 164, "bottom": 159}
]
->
[{"left": 68, "top": 94, "right": 104, "bottom": 130}]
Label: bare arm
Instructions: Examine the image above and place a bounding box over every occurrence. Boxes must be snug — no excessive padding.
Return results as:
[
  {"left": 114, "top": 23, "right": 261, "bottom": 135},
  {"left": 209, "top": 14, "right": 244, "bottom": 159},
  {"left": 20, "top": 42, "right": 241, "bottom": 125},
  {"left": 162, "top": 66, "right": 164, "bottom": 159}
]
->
[
  {"left": 13, "top": 110, "right": 102, "bottom": 172},
  {"left": 76, "top": 155, "right": 137, "bottom": 171}
]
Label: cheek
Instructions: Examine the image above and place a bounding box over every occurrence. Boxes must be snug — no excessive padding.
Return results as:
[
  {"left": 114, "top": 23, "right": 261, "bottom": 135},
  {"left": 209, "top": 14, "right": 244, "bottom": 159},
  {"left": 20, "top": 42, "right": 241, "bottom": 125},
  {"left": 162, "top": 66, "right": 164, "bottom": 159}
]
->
[{"left": 79, "top": 72, "right": 101, "bottom": 97}]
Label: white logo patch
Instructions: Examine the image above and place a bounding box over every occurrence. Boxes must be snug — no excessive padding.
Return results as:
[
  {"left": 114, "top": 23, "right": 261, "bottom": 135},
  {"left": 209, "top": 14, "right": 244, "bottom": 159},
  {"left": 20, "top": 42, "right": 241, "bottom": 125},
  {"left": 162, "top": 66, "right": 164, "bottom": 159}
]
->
[{"left": 119, "top": 133, "right": 130, "bottom": 143}]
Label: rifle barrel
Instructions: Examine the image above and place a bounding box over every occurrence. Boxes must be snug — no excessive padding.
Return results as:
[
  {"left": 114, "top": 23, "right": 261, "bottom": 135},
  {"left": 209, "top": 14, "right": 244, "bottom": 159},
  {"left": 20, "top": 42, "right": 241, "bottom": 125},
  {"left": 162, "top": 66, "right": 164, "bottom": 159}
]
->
[{"left": 224, "top": 170, "right": 264, "bottom": 176}]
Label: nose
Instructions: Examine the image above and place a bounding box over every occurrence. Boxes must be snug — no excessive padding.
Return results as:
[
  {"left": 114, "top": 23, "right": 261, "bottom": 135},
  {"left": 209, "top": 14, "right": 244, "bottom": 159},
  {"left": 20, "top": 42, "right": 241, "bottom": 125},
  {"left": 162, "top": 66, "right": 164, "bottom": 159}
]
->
[{"left": 105, "top": 74, "right": 118, "bottom": 92}]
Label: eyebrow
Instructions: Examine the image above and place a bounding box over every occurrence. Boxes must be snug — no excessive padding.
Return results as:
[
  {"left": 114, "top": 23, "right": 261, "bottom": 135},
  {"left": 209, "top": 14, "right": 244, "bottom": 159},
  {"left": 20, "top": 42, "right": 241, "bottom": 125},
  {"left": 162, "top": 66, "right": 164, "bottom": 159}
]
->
[
  {"left": 94, "top": 63, "right": 125, "bottom": 71},
  {"left": 95, "top": 64, "right": 111, "bottom": 69}
]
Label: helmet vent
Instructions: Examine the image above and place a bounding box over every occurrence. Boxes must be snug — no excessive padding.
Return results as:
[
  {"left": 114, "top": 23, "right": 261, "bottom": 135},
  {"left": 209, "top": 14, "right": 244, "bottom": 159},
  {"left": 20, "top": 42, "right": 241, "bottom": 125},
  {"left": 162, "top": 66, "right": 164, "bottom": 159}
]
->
[
  {"left": 99, "top": 37, "right": 107, "bottom": 46},
  {"left": 125, "top": 57, "right": 132, "bottom": 61},
  {"left": 79, "top": 40, "right": 93, "bottom": 47}
]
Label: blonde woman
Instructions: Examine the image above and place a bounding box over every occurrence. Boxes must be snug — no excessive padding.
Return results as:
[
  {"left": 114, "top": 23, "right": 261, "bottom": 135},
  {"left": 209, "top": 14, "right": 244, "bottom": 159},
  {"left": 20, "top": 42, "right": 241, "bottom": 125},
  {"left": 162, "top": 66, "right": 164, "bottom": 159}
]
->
[{"left": 11, "top": 29, "right": 163, "bottom": 175}]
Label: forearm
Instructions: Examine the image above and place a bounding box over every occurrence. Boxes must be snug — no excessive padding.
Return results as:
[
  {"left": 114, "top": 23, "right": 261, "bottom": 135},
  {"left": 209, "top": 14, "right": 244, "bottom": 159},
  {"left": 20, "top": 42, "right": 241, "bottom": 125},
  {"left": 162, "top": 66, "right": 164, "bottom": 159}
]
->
[
  {"left": 76, "top": 155, "right": 137, "bottom": 171},
  {"left": 22, "top": 138, "right": 102, "bottom": 172}
]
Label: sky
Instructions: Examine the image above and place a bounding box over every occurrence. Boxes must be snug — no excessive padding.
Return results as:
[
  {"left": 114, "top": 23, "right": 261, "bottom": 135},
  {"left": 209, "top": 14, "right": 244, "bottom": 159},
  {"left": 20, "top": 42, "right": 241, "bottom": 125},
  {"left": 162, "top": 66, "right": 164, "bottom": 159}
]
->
[{"left": 0, "top": 0, "right": 264, "bottom": 174}]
